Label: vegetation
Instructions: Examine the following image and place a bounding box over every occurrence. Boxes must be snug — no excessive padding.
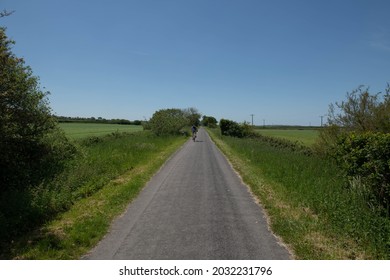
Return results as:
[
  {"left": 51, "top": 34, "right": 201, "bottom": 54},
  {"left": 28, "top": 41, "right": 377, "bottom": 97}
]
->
[
  {"left": 316, "top": 85, "right": 390, "bottom": 215},
  {"left": 208, "top": 128, "right": 390, "bottom": 259},
  {"left": 147, "top": 107, "right": 201, "bottom": 136},
  {"left": 202, "top": 115, "right": 218, "bottom": 128},
  {"left": 0, "top": 27, "right": 76, "bottom": 192},
  {"left": 334, "top": 132, "right": 390, "bottom": 214},
  {"left": 219, "top": 119, "right": 254, "bottom": 138},
  {"left": 327, "top": 85, "right": 390, "bottom": 133},
  {"left": 1, "top": 132, "right": 186, "bottom": 259},
  {"left": 55, "top": 115, "right": 142, "bottom": 125}
]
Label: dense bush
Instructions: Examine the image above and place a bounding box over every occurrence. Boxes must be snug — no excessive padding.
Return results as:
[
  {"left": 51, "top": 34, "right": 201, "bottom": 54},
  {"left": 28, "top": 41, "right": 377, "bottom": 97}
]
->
[
  {"left": 315, "top": 84, "right": 390, "bottom": 215},
  {"left": 334, "top": 132, "right": 390, "bottom": 214},
  {"left": 220, "top": 119, "right": 254, "bottom": 138}
]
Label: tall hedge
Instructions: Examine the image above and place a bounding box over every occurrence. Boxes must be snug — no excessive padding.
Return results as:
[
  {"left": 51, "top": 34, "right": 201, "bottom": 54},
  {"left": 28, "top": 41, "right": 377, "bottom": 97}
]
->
[{"left": 335, "top": 132, "right": 390, "bottom": 214}]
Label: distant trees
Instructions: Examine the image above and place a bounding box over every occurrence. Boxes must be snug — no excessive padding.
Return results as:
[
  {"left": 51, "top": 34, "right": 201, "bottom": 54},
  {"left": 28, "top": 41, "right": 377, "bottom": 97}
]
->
[
  {"left": 202, "top": 115, "right": 217, "bottom": 128},
  {"left": 55, "top": 115, "right": 142, "bottom": 125},
  {"left": 0, "top": 27, "right": 75, "bottom": 191},
  {"left": 148, "top": 108, "right": 201, "bottom": 136}
]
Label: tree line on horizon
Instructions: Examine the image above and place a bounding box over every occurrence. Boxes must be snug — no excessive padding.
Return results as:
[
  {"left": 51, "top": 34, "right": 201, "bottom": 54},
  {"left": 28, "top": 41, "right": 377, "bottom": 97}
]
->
[{"left": 55, "top": 115, "right": 143, "bottom": 125}]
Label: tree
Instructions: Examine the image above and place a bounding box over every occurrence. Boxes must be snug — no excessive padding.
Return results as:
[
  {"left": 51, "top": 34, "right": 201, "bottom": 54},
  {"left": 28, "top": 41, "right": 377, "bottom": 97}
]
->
[
  {"left": 202, "top": 115, "right": 217, "bottom": 128},
  {"left": 0, "top": 27, "right": 75, "bottom": 191},
  {"left": 149, "top": 108, "right": 188, "bottom": 135},
  {"left": 183, "top": 107, "right": 201, "bottom": 127},
  {"left": 327, "top": 85, "right": 390, "bottom": 133},
  {"left": 148, "top": 107, "right": 201, "bottom": 136},
  {"left": 315, "top": 84, "right": 390, "bottom": 213}
]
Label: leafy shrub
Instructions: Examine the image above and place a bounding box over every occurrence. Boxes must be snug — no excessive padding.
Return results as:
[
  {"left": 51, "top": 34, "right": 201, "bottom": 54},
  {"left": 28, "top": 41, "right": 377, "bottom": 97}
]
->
[{"left": 334, "top": 132, "right": 390, "bottom": 214}]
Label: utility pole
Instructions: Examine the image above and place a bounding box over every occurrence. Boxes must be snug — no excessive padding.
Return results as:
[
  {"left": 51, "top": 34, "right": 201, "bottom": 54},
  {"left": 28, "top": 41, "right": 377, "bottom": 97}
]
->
[
  {"left": 263, "top": 119, "right": 265, "bottom": 128},
  {"left": 250, "top": 114, "right": 254, "bottom": 126},
  {"left": 319, "top": 115, "right": 326, "bottom": 127}
]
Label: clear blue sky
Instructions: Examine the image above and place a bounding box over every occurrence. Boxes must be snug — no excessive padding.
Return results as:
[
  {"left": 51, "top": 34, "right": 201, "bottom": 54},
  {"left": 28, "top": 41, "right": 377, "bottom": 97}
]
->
[{"left": 1, "top": 0, "right": 390, "bottom": 125}]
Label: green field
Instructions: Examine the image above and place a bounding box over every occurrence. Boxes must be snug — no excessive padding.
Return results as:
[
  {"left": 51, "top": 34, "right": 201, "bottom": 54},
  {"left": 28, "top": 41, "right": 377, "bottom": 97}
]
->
[
  {"left": 255, "top": 129, "right": 319, "bottom": 146},
  {"left": 59, "top": 123, "right": 143, "bottom": 139}
]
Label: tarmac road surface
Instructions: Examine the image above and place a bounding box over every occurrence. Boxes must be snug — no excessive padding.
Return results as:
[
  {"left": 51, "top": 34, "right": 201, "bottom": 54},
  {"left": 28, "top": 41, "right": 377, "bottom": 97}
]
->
[{"left": 84, "top": 128, "right": 291, "bottom": 260}]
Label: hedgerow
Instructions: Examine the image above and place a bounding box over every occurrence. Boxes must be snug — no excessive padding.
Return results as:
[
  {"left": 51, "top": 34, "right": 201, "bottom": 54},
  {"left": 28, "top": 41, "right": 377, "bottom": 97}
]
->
[{"left": 334, "top": 132, "right": 390, "bottom": 215}]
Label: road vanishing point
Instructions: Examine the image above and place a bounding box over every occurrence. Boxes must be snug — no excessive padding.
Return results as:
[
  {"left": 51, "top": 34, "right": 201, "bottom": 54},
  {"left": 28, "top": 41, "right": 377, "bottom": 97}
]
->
[{"left": 84, "top": 128, "right": 291, "bottom": 260}]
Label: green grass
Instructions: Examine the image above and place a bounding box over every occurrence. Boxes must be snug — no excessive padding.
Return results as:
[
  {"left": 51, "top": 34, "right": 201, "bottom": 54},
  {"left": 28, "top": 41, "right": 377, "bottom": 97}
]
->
[
  {"left": 59, "top": 123, "right": 143, "bottom": 139},
  {"left": 1, "top": 131, "right": 187, "bottom": 259},
  {"left": 255, "top": 129, "right": 319, "bottom": 146},
  {"left": 208, "top": 128, "right": 390, "bottom": 259}
]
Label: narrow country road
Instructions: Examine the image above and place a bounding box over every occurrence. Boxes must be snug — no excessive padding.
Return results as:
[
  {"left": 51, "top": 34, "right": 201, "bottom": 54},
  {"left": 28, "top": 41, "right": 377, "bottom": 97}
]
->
[{"left": 84, "top": 128, "right": 291, "bottom": 260}]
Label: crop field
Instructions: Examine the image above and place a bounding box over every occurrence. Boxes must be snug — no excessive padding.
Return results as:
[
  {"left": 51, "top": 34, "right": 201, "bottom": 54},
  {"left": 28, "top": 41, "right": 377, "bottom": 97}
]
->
[
  {"left": 59, "top": 123, "right": 143, "bottom": 139},
  {"left": 255, "top": 129, "right": 319, "bottom": 146}
]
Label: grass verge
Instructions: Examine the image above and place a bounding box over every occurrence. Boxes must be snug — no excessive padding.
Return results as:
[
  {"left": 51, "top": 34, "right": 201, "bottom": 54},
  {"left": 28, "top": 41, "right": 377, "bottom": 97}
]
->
[
  {"left": 207, "top": 128, "right": 390, "bottom": 259},
  {"left": 3, "top": 132, "right": 186, "bottom": 259}
]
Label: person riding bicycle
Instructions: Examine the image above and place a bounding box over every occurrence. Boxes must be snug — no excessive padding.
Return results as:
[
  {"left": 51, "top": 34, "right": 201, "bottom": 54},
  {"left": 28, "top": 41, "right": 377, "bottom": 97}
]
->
[{"left": 191, "top": 125, "right": 198, "bottom": 141}]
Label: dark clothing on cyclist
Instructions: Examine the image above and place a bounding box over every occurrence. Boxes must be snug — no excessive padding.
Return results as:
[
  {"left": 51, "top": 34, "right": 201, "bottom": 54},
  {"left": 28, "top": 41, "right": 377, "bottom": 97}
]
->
[{"left": 191, "top": 125, "right": 197, "bottom": 133}]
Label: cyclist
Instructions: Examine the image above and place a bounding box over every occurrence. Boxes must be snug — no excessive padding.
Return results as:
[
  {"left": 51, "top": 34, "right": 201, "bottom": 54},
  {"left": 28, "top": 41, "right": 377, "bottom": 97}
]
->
[{"left": 191, "top": 125, "right": 198, "bottom": 141}]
